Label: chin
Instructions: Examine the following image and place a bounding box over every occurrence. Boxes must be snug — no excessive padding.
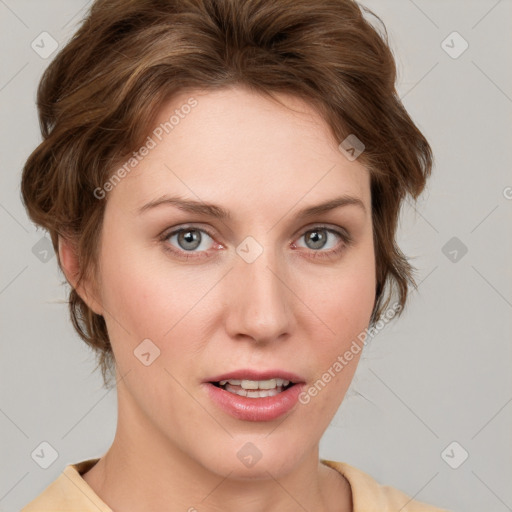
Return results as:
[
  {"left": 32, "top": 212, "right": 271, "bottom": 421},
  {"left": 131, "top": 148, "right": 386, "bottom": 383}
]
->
[{"left": 193, "top": 436, "right": 310, "bottom": 481}]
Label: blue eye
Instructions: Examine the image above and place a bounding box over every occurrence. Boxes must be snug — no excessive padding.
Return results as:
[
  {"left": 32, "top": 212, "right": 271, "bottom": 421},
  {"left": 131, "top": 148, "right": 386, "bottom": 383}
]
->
[
  {"left": 291, "top": 226, "right": 352, "bottom": 261},
  {"left": 160, "top": 224, "right": 352, "bottom": 261},
  {"left": 167, "top": 228, "right": 214, "bottom": 252},
  {"left": 297, "top": 228, "right": 342, "bottom": 251}
]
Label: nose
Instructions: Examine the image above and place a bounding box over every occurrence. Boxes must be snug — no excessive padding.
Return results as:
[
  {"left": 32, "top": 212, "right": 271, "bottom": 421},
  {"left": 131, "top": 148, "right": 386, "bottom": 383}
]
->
[{"left": 224, "top": 244, "right": 294, "bottom": 344}]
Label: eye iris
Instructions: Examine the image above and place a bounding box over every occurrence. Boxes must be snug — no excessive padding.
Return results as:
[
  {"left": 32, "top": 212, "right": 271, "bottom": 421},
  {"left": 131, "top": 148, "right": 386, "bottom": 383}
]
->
[
  {"left": 172, "top": 228, "right": 334, "bottom": 253},
  {"left": 306, "top": 229, "right": 327, "bottom": 250},
  {"left": 178, "top": 229, "right": 201, "bottom": 250}
]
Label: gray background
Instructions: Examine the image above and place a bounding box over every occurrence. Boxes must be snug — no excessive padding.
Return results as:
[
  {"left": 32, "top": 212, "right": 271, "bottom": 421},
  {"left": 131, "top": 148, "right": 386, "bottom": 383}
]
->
[{"left": 1, "top": 1, "right": 511, "bottom": 511}]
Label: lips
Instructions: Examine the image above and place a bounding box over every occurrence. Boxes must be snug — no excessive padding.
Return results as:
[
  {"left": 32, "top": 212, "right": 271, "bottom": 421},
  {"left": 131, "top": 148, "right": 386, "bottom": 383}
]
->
[
  {"left": 203, "top": 368, "right": 307, "bottom": 421},
  {"left": 204, "top": 380, "right": 306, "bottom": 421},
  {"left": 205, "top": 369, "right": 305, "bottom": 384}
]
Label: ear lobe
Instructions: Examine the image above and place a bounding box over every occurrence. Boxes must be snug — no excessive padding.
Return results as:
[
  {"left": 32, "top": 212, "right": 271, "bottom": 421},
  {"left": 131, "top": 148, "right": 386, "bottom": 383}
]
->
[{"left": 58, "top": 235, "right": 103, "bottom": 316}]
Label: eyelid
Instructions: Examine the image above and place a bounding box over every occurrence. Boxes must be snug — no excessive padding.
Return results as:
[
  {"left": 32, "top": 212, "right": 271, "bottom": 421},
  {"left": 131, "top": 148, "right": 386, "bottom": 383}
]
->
[
  {"left": 159, "top": 224, "right": 220, "bottom": 253},
  {"left": 294, "top": 223, "right": 353, "bottom": 244},
  {"left": 160, "top": 223, "right": 351, "bottom": 244},
  {"left": 159, "top": 222, "right": 352, "bottom": 259},
  {"left": 159, "top": 223, "right": 217, "bottom": 241}
]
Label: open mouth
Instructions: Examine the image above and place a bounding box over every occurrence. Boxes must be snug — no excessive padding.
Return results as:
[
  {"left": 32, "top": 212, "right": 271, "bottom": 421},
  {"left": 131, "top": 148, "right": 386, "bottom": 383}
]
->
[{"left": 211, "top": 378, "right": 295, "bottom": 398}]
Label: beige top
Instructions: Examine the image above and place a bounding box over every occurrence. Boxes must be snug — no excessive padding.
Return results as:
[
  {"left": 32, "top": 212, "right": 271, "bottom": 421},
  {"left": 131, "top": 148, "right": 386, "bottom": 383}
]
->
[{"left": 21, "top": 457, "right": 450, "bottom": 511}]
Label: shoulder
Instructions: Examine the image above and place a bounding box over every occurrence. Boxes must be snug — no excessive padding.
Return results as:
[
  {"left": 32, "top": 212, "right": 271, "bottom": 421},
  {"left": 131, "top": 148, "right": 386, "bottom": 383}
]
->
[
  {"left": 321, "top": 459, "right": 452, "bottom": 512},
  {"left": 20, "top": 458, "right": 111, "bottom": 512}
]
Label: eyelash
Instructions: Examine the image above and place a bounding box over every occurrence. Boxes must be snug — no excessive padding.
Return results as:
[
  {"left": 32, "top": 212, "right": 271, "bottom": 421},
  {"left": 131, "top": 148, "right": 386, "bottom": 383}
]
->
[{"left": 158, "top": 224, "right": 353, "bottom": 261}]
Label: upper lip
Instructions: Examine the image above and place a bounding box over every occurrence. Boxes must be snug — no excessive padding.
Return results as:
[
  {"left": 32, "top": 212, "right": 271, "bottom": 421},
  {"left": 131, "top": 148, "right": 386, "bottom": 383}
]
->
[{"left": 206, "top": 369, "right": 305, "bottom": 384}]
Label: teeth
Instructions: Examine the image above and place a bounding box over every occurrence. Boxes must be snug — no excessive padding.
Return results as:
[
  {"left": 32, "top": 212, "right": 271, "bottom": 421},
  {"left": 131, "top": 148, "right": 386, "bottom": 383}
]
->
[
  {"left": 248, "top": 389, "right": 280, "bottom": 398},
  {"left": 218, "top": 378, "right": 290, "bottom": 389},
  {"left": 225, "top": 384, "right": 281, "bottom": 398},
  {"left": 241, "top": 379, "right": 270, "bottom": 390}
]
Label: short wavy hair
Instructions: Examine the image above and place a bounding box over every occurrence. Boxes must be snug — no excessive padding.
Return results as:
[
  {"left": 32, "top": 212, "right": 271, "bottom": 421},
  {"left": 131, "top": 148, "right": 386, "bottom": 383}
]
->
[{"left": 21, "top": 0, "right": 433, "bottom": 389}]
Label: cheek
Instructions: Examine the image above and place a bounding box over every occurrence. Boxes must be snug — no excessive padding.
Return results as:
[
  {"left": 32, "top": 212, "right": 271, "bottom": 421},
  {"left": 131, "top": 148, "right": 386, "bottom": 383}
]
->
[
  {"left": 95, "top": 227, "right": 170, "bottom": 342},
  {"left": 100, "top": 259, "right": 173, "bottom": 339},
  {"left": 97, "top": 214, "right": 375, "bottom": 364},
  {"left": 314, "top": 246, "right": 376, "bottom": 339},
  {"left": 299, "top": 268, "right": 375, "bottom": 430},
  {"left": 304, "top": 242, "right": 375, "bottom": 397},
  {"left": 97, "top": 234, "right": 216, "bottom": 361}
]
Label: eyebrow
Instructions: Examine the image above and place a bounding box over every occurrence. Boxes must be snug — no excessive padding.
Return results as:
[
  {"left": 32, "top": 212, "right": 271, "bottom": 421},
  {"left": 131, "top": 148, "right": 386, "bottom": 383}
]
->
[{"left": 137, "top": 194, "right": 366, "bottom": 219}]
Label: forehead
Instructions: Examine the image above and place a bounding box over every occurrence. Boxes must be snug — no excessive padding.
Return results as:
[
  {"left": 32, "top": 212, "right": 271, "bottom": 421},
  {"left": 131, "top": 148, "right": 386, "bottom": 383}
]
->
[{"left": 108, "top": 86, "right": 370, "bottom": 213}]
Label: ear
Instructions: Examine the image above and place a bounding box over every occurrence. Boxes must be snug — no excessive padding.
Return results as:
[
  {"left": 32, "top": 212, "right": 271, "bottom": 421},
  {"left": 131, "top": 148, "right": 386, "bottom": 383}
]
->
[{"left": 58, "top": 235, "right": 103, "bottom": 316}]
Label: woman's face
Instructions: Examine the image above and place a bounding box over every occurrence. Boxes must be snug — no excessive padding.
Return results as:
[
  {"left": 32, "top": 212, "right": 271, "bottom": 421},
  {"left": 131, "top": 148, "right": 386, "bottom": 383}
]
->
[{"left": 92, "top": 85, "right": 376, "bottom": 478}]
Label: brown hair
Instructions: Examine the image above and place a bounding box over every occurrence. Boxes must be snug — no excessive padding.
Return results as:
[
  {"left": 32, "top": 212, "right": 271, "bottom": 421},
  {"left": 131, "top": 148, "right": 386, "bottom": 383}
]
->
[{"left": 21, "top": 0, "right": 433, "bottom": 389}]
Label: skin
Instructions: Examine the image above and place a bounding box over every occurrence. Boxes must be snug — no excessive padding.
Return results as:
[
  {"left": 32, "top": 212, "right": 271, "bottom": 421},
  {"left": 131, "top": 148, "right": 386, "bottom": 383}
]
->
[{"left": 59, "top": 84, "right": 376, "bottom": 512}]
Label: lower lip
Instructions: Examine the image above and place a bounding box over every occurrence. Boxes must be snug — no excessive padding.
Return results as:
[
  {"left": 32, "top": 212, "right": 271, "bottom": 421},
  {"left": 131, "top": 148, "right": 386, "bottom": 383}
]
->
[{"left": 204, "top": 382, "right": 305, "bottom": 422}]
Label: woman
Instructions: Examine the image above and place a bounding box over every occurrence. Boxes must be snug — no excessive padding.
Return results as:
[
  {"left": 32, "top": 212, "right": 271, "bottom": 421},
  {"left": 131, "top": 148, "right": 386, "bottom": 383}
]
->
[{"left": 20, "top": 0, "right": 450, "bottom": 510}]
